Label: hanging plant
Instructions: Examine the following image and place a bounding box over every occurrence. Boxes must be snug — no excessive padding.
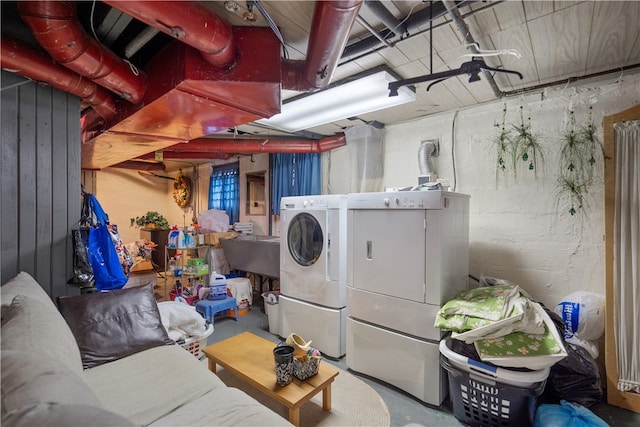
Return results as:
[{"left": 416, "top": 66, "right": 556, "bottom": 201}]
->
[
  {"left": 577, "top": 106, "right": 604, "bottom": 182},
  {"left": 490, "top": 102, "right": 513, "bottom": 183},
  {"left": 560, "top": 109, "right": 581, "bottom": 175},
  {"left": 556, "top": 106, "right": 604, "bottom": 216},
  {"left": 509, "top": 105, "right": 544, "bottom": 176},
  {"left": 173, "top": 169, "right": 192, "bottom": 208},
  {"left": 557, "top": 176, "right": 589, "bottom": 216}
]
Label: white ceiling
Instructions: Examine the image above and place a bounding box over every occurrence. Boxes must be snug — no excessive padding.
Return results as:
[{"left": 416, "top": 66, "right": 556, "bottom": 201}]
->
[{"left": 206, "top": 0, "right": 640, "bottom": 138}]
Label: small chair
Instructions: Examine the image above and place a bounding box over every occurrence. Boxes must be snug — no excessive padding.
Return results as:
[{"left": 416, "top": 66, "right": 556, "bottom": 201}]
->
[{"left": 195, "top": 296, "right": 238, "bottom": 325}]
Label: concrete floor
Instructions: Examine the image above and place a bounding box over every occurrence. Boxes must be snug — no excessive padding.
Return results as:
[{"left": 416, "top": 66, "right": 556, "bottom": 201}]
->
[{"left": 205, "top": 303, "right": 640, "bottom": 427}]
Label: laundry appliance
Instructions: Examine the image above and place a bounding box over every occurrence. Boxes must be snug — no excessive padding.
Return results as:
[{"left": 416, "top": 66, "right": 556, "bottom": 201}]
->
[
  {"left": 279, "top": 194, "right": 348, "bottom": 358},
  {"left": 346, "top": 189, "right": 469, "bottom": 405}
]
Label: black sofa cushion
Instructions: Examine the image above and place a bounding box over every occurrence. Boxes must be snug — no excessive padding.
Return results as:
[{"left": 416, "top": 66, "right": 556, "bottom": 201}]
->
[{"left": 57, "top": 284, "right": 173, "bottom": 369}]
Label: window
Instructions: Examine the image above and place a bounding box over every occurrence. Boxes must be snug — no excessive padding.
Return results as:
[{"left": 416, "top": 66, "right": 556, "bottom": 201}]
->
[{"left": 209, "top": 163, "right": 239, "bottom": 223}]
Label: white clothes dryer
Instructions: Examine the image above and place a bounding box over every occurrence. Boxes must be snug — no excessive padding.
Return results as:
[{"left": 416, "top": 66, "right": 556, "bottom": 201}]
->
[
  {"left": 346, "top": 189, "right": 470, "bottom": 406},
  {"left": 279, "top": 194, "right": 347, "bottom": 358}
]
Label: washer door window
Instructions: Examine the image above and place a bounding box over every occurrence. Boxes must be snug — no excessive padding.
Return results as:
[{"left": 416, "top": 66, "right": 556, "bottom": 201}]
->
[{"left": 288, "top": 212, "right": 323, "bottom": 266}]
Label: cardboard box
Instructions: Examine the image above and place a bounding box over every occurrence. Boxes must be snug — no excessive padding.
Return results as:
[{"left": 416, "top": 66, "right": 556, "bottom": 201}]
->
[
  {"left": 204, "top": 232, "right": 238, "bottom": 247},
  {"left": 130, "top": 260, "right": 154, "bottom": 272}
]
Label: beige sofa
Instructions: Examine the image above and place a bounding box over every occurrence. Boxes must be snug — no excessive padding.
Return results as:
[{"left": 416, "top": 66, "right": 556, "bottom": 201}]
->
[{"left": 1, "top": 272, "right": 290, "bottom": 427}]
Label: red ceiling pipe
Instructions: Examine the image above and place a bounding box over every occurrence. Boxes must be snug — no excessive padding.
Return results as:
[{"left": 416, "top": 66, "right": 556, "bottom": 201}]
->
[
  {"left": 18, "top": 1, "right": 147, "bottom": 103},
  {"left": 103, "top": 1, "right": 237, "bottom": 69},
  {"left": 281, "top": 1, "right": 363, "bottom": 91},
  {"left": 155, "top": 133, "right": 347, "bottom": 154},
  {"left": 318, "top": 135, "right": 348, "bottom": 151},
  {"left": 1, "top": 35, "right": 117, "bottom": 121}
]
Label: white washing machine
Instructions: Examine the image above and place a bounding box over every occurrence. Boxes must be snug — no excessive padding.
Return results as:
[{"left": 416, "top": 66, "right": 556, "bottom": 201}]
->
[
  {"left": 279, "top": 194, "right": 347, "bottom": 358},
  {"left": 346, "top": 189, "right": 469, "bottom": 406}
]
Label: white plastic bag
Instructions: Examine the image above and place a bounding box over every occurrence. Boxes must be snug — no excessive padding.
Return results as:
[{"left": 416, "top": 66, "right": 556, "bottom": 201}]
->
[
  {"left": 197, "top": 209, "right": 230, "bottom": 232},
  {"left": 554, "top": 292, "right": 605, "bottom": 341}
]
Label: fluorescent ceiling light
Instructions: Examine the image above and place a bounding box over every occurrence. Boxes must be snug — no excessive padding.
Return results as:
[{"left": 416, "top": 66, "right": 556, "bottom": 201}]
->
[{"left": 257, "top": 70, "right": 416, "bottom": 132}]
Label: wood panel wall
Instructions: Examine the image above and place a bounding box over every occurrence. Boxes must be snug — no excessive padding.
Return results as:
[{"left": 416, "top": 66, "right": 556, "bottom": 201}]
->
[{"left": 1, "top": 71, "right": 82, "bottom": 299}]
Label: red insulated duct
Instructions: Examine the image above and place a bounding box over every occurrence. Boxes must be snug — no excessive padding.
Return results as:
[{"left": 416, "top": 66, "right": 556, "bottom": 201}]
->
[
  {"left": 281, "top": 1, "right": 363, "bottom": 91},
  {"left": 138, "top": 133, "right": 347, "bottom": 157},
  {"left": 105, "top": 0, "right": 361, "bottom": 91},
  {"left": 9, "top": 0, "right": 358, "bottom": 167},
  {"left": 1, "top": 35, "right": 117, "bottom": 121},
  {"left": 102, "top": 0, "right": 237, "bottom": 69},
  {"left": 17, "top": 1, "right": 147, "bottom": 104}
]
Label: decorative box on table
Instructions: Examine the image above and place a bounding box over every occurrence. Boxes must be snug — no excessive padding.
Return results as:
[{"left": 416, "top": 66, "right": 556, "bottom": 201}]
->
[{"left": 292, "top": 355, "right": 321, "bottom": 380}]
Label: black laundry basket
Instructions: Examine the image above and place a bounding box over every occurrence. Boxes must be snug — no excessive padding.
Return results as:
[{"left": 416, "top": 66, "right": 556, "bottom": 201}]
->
[{"left": 439, "top": 338, "right": 549, "bottom": 427}]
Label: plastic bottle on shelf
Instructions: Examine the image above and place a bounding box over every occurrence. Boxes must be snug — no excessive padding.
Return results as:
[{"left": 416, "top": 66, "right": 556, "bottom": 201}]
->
[
  {"left": 173, "top": 279, "right": 182, "bottom": 294},
  {"left": 173, "top": 254, "right": 182, "bottom": 277},
  {"left": 168, "top": 228, "right": 179, "bottom": 248},
  {"left": 177, "top": 229, "right": 185, "bottom": 248},
  {"left": 195, "top": 278, "right": 204, "bottom": 297},
  {"left": 183, "top": 231, "right": 193, "bottom": 248}
]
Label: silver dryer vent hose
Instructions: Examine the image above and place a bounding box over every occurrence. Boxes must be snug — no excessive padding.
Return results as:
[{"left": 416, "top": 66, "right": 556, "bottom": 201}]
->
[{"left": 418, "top": 141, "right": 437, "bottom": 176}]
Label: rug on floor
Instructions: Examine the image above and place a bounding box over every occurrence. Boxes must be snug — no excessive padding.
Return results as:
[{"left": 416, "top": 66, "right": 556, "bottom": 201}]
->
[{"left": 204, "top": 360, "right": 391, "bottom": 426}]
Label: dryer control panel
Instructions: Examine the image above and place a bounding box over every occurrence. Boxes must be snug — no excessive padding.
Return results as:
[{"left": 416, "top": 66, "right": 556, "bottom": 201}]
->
[
  {"left": 348, "top": 190, "right": 468, "bottom": 209},
  {"left": 281, "top": 194, "right": 346, "bottom": 211}
]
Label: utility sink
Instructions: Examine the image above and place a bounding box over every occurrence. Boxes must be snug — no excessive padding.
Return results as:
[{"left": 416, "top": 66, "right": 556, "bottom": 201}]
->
[{"left": 220, "top": 235, "right": 280, "bottom": 278}]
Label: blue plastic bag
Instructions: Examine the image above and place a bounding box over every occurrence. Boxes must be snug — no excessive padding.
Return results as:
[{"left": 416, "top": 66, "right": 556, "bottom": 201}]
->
[
  {"left": 534, "top": 400, "right": 609, "bottom": 427},
  {"left": 87, "top": 195, "right": 128, "bottom": 291}
]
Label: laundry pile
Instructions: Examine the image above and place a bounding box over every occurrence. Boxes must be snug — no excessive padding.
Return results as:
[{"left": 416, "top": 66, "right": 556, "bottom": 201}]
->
[
  {"left": 435, "top": 282, "right": 567, "bottom": 370},
  {"left": 157, "top": 300, "right": 208, "bottom": 342}
]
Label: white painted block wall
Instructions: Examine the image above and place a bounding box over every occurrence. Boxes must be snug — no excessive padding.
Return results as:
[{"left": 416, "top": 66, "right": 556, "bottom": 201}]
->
[{"left": 323, "top": 72, "right": 640, "bottom": 309}]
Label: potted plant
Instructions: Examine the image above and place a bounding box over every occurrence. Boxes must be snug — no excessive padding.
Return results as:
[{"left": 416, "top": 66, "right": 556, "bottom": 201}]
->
[{"left": 130, "top": 211, "right": 170, "bottom": 230}]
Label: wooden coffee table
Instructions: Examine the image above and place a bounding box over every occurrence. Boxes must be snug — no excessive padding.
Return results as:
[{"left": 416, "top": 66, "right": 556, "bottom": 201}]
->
[{"left": 202, "top": 331, "right": 339, "bottom": 426}]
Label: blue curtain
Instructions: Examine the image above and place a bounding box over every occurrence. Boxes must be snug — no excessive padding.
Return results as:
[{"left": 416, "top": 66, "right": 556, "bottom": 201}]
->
[
  {"left": 271, "top": 153, "right": 321, "bottom": 215},
  {"left": 209, "top": 163, "right": 240, "bottom": 223}
]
